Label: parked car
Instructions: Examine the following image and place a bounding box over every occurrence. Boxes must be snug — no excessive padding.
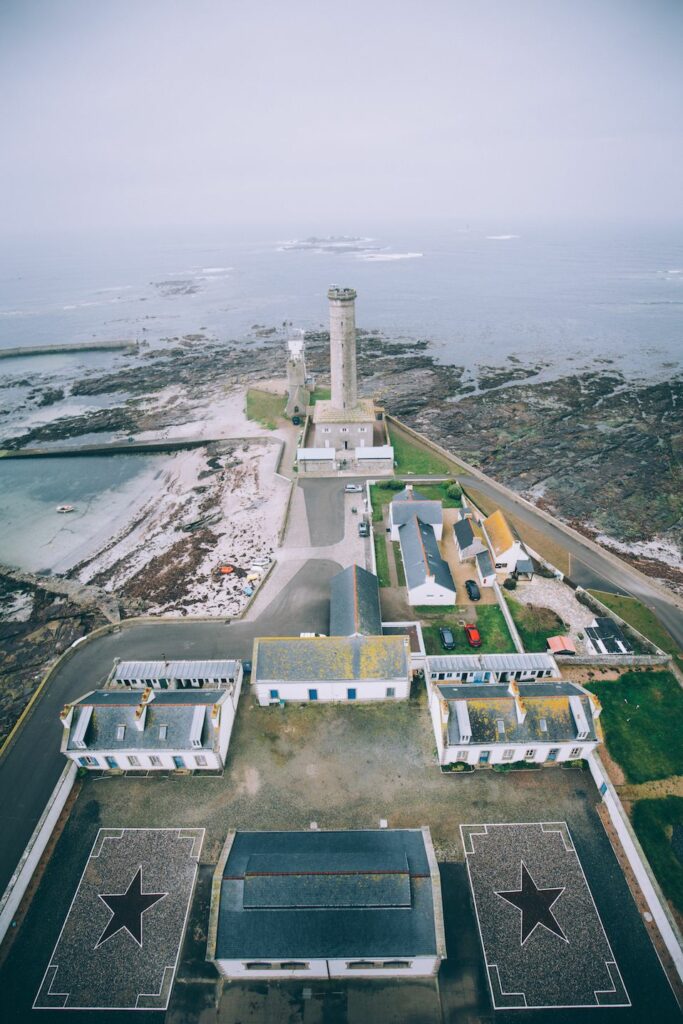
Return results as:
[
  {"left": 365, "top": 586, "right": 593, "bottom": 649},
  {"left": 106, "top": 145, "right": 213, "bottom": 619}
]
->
[
  {"left": 464, "top": 623, "right": 482, "bottom": 648},
  {"left": 439, "top": 627, "right": 456, "bottom": 650},
  {"left": 344, "top": 483, "right": 363, "bottom": 493},
  {"left": 358, "top": 521, "right": 370, "bottom": 537},
  {"left": 465, "top": 579, "right": 481, "bottom": 601}
]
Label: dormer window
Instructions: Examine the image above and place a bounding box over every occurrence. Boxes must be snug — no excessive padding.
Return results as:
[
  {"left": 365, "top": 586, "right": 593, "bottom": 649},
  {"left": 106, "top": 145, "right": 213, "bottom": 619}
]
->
[
  {"left": 159, "top": 725, "right": 168, "bottom": 740},
  {"left": 116, "top": 725, "right": 126, "bottom": 741}
]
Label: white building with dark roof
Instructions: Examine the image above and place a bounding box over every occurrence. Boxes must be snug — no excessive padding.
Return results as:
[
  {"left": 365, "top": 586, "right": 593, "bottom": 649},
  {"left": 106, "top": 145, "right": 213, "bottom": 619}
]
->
[
  {"left": 329, "top": 564, "right": 382, "bottom": 637},
  {"left": 427, "top": 653, "right": 560, "bottom": 684},
  {"left": 452, "top": 517, "right": 486, "bottom": 561},
  {"left": 389, "top": 486, "right": 443, "bottom": 541},
  {"left": 427, "top": 679, "right": 601, "bottom": 767},
  {"left": 475, "top": 548, "right": 496, "bottom": 588},
  {"left": 399, "top": 517, "right": 456, "bottom": 606},
  {"left": 206, "top": 827, "right": 446, "bottom": 979},
  {"left": 251, "top": 635, "right": 411, "bottom": 705},
  {"left": 60, "top": 686, "right": 241, "bottom": 772},
  {"left": 109, "top": 659, "right": 242, "bottom": 690}
]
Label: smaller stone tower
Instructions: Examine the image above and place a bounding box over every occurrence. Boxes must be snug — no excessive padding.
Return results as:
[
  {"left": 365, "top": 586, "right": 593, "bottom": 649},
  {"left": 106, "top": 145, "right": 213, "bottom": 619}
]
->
[{"left": 328, "top": 286, "right": 357, "bottom": 411}]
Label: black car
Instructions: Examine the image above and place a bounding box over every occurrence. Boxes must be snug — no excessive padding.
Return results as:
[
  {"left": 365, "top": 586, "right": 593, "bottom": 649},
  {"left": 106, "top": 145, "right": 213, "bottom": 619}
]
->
[
  {"left": 465, "top": 579, "right": 481, "bottom": 601},
  {"left": 439, "top": 627, "right": 456, "bottom": 650}
]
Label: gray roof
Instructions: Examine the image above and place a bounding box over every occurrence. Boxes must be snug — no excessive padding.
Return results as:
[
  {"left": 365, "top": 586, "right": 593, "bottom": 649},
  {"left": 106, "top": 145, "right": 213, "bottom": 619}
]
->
[
  {"left": 453, "top": 518, "right": 475, "bottom": 548},
  {"left": 428, "top": 653, "right": 559, "bottom": 675},
  {"left": 441, "top": 681, "right": 597, "bottom": 746},
  {"left": 67, "top": 689, "right": 226, "bottom": 752},
  {"left": 114, "top": 660, "right": 240, "bottom": 682},
  {"left": 214, "top": 829, "right": 440, "bottom": 959},
  {"left": 390, "top": 492, "right": 443, "bottom": 530},
  {"left": 515, "top": 557, "right": 534, "bottom": 574},
  {"left": 253, "top": 635, "right": 410, "bottom": 684},
  {"left": 475, "top": 548, "right": 494, "bottom": 576},
  {"left": 330, "top": 565, "right": 382, "bottom": 637},
  {"left": 398, "top": 518, "right": 455, "bottom": 593},
  {"left": 586, "top": 617, "right": 633, "bottom": 655}
]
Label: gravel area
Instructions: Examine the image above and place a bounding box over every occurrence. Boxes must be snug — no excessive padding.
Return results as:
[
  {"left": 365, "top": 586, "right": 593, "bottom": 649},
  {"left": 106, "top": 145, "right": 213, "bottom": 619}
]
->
[{"left": 513, "top": 576, "right": 596, "bottom": 650}]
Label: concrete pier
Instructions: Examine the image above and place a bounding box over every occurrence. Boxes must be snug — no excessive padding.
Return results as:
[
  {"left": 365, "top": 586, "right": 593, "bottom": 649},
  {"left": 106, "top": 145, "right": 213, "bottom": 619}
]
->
[{"left": 0, "top": 340, "right": 137, "bottom": 360}]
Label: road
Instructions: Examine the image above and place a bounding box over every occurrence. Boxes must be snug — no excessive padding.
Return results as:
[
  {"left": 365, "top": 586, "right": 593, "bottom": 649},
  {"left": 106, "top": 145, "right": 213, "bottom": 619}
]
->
[{"left": 458, "top": 473, "right": 683, "bottom": 648}]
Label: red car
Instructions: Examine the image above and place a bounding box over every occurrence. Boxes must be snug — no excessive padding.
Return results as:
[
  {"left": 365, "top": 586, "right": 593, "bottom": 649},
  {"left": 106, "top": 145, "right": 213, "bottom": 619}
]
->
[{"left": 464, "top": 623, "right": 482, "bottom": 648}]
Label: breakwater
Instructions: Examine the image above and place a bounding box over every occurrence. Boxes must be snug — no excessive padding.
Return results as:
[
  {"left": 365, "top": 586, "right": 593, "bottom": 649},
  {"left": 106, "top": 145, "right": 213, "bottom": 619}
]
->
[{"left": 0, "top": 340, "right": 137, "bottom": 359}]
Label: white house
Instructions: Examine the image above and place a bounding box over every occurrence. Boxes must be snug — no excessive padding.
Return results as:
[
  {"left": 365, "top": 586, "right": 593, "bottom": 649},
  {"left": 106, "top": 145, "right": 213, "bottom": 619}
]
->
[
  {"left": 427, "top": 678, "right": 601, "bottom": 767},
  {"left": 251, "top": 635, "right": 411, "bottom": 705},
  {"left": 475, "top": 548, "right": 496, "bottom": 588},
  {"left": 329, "top": 564, "right": 382, "bottom": 637},
  {"left": 108, "top": 659, "right": 243, "bottom": 690},
  {"left": 60, "top": 686, "right": 241, "bottom": 772},
  {"left": 452, "top": 517, "right": 486, "bottom": 561},
  {"left": 206, "top": 827, "right": 446, "bottom": 979},
  {"left": 427, "top": 653, "right": 560, "bottom": 684},
  {"left": 482, "top": 510, "right": 529, "bottom": 574},
  {"left": 389, "top": 486, "right": 443, "bottom": 542},
  {"left": 398, "top": 517, "right": 456, "bottom": 606}
]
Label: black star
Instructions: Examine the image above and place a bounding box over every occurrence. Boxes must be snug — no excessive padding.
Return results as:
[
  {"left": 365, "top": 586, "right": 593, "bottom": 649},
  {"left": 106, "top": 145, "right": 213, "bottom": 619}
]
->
[
  {"left": 495, "top": 861, "right": 567, "bottom": 945},
  {"left": 95, "top": 866, "right": 167, "bottom": 949}
]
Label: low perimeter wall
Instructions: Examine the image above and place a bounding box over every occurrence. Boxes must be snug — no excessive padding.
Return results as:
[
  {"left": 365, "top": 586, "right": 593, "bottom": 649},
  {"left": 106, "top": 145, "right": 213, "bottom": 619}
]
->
[
  {"left": 0, "top": 761, "right": 77, "bottom": 945},
  {"left": 587, "top": 752, "right": 683, "bottom": 986},
  {"left": 556, "top": 654, "right": 671, "bottom": 668}
]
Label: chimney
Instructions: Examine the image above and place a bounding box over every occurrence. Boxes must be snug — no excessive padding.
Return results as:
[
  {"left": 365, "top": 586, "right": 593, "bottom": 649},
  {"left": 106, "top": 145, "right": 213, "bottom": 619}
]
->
[
  {"left": 589, "top": 692, "right": 602, "bottom": 719},
  {"left": 134, "top": 701, "right": 147, "bottom": 731},
  {"left": 211, "top": 704, "right": 221, "bottom": 726},
  {"left": 59, "top": 704, "right": 73, "bottom": 728},
  {"left": 508, "top": 681, "right": 527, "bottom": 724}
]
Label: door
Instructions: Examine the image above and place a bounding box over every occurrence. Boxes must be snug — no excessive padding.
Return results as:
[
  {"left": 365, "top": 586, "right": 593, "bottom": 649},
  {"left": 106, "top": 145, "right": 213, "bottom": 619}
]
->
[
  {"left": 546, "top": 748, "right": 559, "bottom": 762},
  {"left": 105, "top": 756, "right": 118, "bottom": 769},
  {"left": 173, "top": 756, "right": 185, "bottom": 768},
  {"left": 347, "top": 688, "right": 357, "bottom": 700},
  {"left": 479, "top": 750, "right": 491, "bottom": 764},
  {"left": 308, "top": 689, "right": 318, "bottom": 701}
]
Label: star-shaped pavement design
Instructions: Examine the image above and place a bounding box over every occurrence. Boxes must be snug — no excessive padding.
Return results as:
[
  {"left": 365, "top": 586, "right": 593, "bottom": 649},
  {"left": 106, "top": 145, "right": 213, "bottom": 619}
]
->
[
  {"left": 95, "top": 866, "right": 167, "bottom": 949},
  {"left": 495, "top": 861, "right": 567, "bottom": 945}
]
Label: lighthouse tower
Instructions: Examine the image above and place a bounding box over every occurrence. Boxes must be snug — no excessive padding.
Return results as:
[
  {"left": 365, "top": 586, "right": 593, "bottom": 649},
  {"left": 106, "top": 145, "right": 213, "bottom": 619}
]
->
[{"left": 328, "top": 286, "right": 358, "bottom": 411}]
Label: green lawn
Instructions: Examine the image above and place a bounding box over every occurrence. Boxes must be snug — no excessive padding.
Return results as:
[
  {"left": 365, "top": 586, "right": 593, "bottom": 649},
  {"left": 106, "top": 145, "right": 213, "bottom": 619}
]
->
[
  {"left": 245, "top": 388, "right": 286, "bottom": 429},
  {"left": 632, "top": 797, "right": 683, "bottom": 916},
  {"left": 393, "top": 542, "right": 407, "bottom": 588},
  {"left": 388, "top": 425, "right": 455, "bottom": 476},
  {"left": 308, "top": 387, "right": 331, "bottom": 406},
  {"left": 585, "top": 671, "right": 683, "bottom": 784},
  {"left": 588, "top": 591, "right": 681, "bottom": 664},
  {"left": 373, "top": 532, "right": 391, "bottom": 588},
  {"left": 369, "top": 480, "right": 461, "bottom": 523},
  {"left": 503, "top": 593, "right": 566, "bottom": 652},
  {"left": 418, "top": 604, "right": 516, "bottom": 655}
]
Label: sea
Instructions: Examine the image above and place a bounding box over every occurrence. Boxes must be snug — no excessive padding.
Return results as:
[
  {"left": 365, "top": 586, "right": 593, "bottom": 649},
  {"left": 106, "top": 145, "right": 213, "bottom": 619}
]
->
[{"left": 1, "top": 222, "right": 681, "bottom": 574}]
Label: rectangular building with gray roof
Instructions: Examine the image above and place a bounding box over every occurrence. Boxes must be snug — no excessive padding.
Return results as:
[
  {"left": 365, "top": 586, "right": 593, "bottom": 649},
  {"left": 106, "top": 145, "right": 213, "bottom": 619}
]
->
[
  {"left": 329, "top": 564, "right": 382, "bottom": 637},
  {"left": 60, "top": 684, "right": 242, "bottom": 772},
  {"left": 110, "top": 659, "right": 242, "bottom": 690},
  {"left": 427, "top": 652, "right": 559, "bottom": 683},
  {"left": 398, "top": 517, "right": 456, "bottom": 606},
  {"left": 206, "top": 827, "right": 446, "bottom": 979},
  {"left": 389, "top": 486, "right": 443, "bottom": 541}
]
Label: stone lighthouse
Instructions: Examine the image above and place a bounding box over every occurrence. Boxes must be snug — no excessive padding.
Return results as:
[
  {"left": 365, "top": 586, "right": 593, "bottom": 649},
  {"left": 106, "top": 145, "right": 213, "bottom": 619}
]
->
[{"left": 328, "top": 286, "right": 358, "bottom": 411}]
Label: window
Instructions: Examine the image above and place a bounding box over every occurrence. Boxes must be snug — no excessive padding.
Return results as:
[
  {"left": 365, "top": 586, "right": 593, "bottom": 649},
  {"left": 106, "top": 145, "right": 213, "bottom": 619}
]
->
[
  {"left": 115, "top": 725, "right": 125, "bottom": 741},
  {"left": 438, "top": 673, "right": 445, "bottom": 681},
  {"left": 149, "top": 755, "right": 162, "bottom": 767},
  {"left": 456, "top": 750, "right": 469, "bottom": 761},
  {"left": 347, "top": 961, "right": 378, "bottom": 969},
  {"left": 105, "top": 756, "right": 118, "bottom": 769},
  {"left": 570, "top": 747, "right": 583, "bottom": 758},
  {"left": 78, "top": 756, "right": 98, "bottom": 767},
  {"left": 525, "top": 749, "right": 536, "bottom": 759},
  {"left": 159, "top": 725, "right": 168, "bottom": 740},
  {"left": 127, "top": 755, "right": 140, "bottom": 767},
  {"left": 502, "top": 749, "right": 515, "bottom": 761},
  {"left": 194, "top": 755, "right": 208, "bottom": 767},
  {"left": 358, "top": 427, "right": 367, "bottom": 433},
  {"left": 269, "top": 689, "right": 279, "bottom": 700},
  {"left": 386, "top": 687, "right": 395, "bottom": 698},
  {"left": 322, "top": 426, "right": 331, "bottom": 433},
  {"left": 245, "top": 962, "right": 274, "bottom": 971},
  {"left": 496, "top": 719, "right": 505, "bottom": 736},
  {"left": 173, "top": 755, "right": 186, "bottom": 768},
  {"left": 280, "top": 962, "right": 308, "bottom": 970},
  {"left": 539, "top": 718, "right": 548, "bottom": 733},
  {"left": 347, "top": 688, "right": 357, "bottom": 700},
  {"left": 383, "top": 961, "right": 411, "bottom": 969},
  {"left": 340, "top": 426, "right": 349, "bottom": 433}
]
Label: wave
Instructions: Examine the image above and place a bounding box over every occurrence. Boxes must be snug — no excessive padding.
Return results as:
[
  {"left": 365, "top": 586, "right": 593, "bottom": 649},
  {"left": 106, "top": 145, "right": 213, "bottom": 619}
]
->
[
  {"left": 201, "top": 267, "right": 233, "bottom": 274},
  {"left": 355, "top": 252, "right": 423, "bottom": 262},
  {"left": 486, "top": 234, "right": 520, "bottom": 240}
]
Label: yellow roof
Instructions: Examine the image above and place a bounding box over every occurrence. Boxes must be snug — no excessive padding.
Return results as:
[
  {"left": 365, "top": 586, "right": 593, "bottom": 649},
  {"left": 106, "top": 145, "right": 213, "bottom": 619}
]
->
[{"left": 484, "top": 509, "right": 515, "bottom": 556}]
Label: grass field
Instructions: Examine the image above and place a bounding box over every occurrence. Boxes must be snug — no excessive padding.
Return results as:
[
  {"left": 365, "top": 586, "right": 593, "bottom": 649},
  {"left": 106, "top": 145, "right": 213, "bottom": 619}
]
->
[
  {"left": 504, "top": 594, "right": 566, "bottom": 652},
  {"left": 308, "top": 387, "right": 331, "bottom": 406},
  {"left": 393, "top": 542, "right": 407, "bottom": 588},
  {"left": 373, "top": 532, "right": 391, "bottom": 588},
  {"left": 631, "top": 796, "right": 683, "bottom": 916},
  {"left": 588, "top": 591, "right": 682, "bottom": 664},
  {"left": 245, "top": 388, "right": 286, "bottom": 429},
  {"left": 369, "top": 480, "right": 461, "bottom": 523},
  {"left": 388, "top": 425, "right": 456, "bottom": 476},
  {"left": 462, "top": 484, "right": 571, "bottom": 575},
  {"left": 585, "top": 671, "right": 683, "bottom": 784},
  {"left": 418, "top": 603, "right": 516, "bottom": 655}
]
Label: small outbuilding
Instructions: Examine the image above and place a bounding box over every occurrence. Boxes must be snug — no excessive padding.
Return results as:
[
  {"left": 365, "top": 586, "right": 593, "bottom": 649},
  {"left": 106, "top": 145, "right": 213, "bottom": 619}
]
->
[
  {"left": 475, "top": 548, "right": 496, "bottom": 588},
  {"left": 453, "top": 517, "right": 486, "bottom": 562}
]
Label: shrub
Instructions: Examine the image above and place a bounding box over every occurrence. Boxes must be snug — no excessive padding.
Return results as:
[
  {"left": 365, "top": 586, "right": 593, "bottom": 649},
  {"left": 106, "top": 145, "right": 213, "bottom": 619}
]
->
[
  {"left": 446, "top": 482, "right": 462, "bottom": 500},
  {"left": 503, "top": 577, "right": 517, "bottom": 591},
  {"left": 384, "top": 478, "right": 405, "bottom": 491},
  {"left": 443, "top": 761, "right": 474, "bottom": 773}
]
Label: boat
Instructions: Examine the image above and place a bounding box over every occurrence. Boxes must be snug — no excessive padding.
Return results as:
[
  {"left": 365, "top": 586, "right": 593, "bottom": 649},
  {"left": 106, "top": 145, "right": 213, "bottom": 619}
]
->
[{"left": 56, "top": 505, "right": 75, "bottom": 514}]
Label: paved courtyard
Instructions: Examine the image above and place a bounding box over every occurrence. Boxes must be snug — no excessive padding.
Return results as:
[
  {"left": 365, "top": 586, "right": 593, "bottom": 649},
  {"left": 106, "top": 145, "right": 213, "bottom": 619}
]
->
[{"left": 2, "top": 689, "right": 679, "bottom": 1022}]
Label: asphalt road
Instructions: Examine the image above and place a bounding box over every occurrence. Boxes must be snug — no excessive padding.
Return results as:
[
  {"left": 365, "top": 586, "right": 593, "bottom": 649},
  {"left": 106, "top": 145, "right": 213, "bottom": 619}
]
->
[
  {"left": 458, "top": 474, "right": 683, "bottom": 649},
  {"left": 0, "top": 558, "right": 340, "bottom": 898},
  {"left": 299, "top": 478, "right": 350, "bottom": 546}
]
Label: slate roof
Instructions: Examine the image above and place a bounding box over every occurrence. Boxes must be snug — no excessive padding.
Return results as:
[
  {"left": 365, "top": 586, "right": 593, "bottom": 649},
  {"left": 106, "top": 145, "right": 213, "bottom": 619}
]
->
[
  {"left": 329, "top": 564, "right": 382, "bottom": 637},
  {"left": 515, "top": 557, "right": 534, "bottom": 575},
  {"left": 442, "top": 682, "right": 597, "bottom": 746},
  {"left": 399, "top": 518, "right": 455, "bottom": 593},
  {"left": 585, "top": 617, "right": 633, "bottom": 655},
  {"left": 252, "top": 635, "right": 410, "bottom": 683},
  {"left": 390, "top": 490, "right": 443, "bottom": 530},
  {"left": 453, "top": 518, "right": 475, "bottom": 548},
  {"left": 213, "top": 829, "right": 441, "bottom": 959},
  {"left": 475, "top": 548, "right": 495, "bottom": 577},
  {"left": 114, "top": 660, "right": 240, "bottom": 682},
  {"left": 66, "top": 690, "right": 226, "bottom": 752}
]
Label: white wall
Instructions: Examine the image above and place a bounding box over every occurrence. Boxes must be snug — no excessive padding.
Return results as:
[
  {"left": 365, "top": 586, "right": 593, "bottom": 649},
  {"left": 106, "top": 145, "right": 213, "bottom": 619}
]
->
[
  {"left": 407, "top": 580, "right": 455, "bottom": 606},
  {"left": 217, "top": 678, "right": 242, "bottom": 761},
  {"left": 491, "top": 541, "right": 525, "bottom": 573},
  {"left": 214, "top": 956, "right": 439, "bottom": 980},
  {"left": 215, "top": 959, "right": 329, "bottom": 979},
  {"left": 254, "top": 678, "right": 410, "bottom": 707},
  {"left": 441, "top": 740, "right": 596, "bottom": 767},
  {"left": 64, "top": 748, "right": 222, "bottom": 771},
  {"left": 427, "top": 687, "right": 446, "bottom": 761}
]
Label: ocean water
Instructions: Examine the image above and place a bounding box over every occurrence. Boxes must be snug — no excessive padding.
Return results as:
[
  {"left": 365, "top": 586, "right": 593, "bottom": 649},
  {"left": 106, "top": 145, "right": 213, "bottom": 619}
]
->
[{"left": 0, "top": 222, "right": 681, "bottom": 573}]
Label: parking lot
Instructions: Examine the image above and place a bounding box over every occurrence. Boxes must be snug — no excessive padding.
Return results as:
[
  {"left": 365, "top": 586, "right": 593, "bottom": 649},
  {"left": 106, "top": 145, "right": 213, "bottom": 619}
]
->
[{"left": 2, "top": 686, "right": 678, "bottom": 1023}]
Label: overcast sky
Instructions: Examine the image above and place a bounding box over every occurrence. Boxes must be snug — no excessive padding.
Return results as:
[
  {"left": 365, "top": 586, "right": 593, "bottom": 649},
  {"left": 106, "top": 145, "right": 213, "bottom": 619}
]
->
[{"left": 1, "top": 0, "right": 681, "bottom": 232}]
